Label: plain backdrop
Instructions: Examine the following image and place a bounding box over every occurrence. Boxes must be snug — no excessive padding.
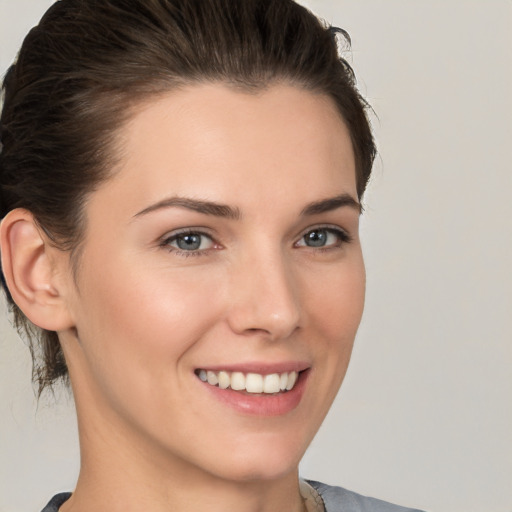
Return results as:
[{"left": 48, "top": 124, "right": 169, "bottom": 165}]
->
[{"left": 1, "top": 1, "right": 511, "bottom": 511}]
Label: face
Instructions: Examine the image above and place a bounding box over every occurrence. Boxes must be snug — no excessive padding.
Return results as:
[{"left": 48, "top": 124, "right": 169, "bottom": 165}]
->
[{"left": 61, "top": 84, "right": 365, "bottom": 484}]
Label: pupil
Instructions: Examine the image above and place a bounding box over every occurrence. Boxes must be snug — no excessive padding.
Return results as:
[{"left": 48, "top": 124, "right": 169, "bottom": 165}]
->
[
  {"left": 306, "top": 230, "right": 326, "bottom": 247},
  {"left": 177, "top": 234, "right": 201, "bottom": 250}
]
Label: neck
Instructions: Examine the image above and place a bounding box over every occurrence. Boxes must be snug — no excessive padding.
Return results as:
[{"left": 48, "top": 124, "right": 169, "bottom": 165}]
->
[
  {"left": 64, "top": 452, "right": 304, "bottom": 512},
  {"left": 62, "top": 400, "right": 305, "bottom": 512}
]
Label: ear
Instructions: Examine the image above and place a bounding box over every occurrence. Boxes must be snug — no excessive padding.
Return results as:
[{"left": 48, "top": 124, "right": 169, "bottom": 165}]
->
[{"left": 0, "top": 208, "right": 75, "bottom": 332}]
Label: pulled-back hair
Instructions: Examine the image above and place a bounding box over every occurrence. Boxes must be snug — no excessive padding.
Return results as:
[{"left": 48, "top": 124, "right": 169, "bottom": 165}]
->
[{"left": 0, "top": 0, "right": 376, "bottom": 395}]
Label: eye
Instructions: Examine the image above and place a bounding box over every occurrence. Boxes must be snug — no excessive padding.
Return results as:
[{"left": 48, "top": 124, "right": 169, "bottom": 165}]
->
[
  {"left": 295, "top": 227, "right": 351, "bottom": 249},
  {"left": 162, "top": 230, "right": 216, "bottom": 254}
]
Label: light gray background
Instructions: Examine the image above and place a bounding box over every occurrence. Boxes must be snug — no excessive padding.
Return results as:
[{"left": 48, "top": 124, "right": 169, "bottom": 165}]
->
[{"left": 1, "top": 1, "right": 511, "bottom": 511}]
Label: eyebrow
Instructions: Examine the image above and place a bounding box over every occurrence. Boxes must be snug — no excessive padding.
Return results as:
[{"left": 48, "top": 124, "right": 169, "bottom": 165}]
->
[
  {"left": 300, "top": 194, "right": 361, "bottom": 216},
  {"left": 134, "top": 196, "right": 241, "bottom": 220},
  {"left": 134, "top": 192, "right": 360, "bottom": 220}
]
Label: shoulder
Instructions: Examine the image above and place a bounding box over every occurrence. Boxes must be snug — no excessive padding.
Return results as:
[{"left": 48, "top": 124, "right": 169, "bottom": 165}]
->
[
  {"left": 308, "top": 480, "right": 426, "bottom": 512},
  {"left": 40, "top": 493, "right": 72, "bottom": 512},
  {"left": 39, "top": 484, "right": 426, "bottom": 512}
]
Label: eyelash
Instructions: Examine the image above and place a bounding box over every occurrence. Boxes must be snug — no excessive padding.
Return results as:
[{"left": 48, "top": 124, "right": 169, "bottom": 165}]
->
[
  {"left": 159, "top": 228, "right": 217, "bottom": 258},
  {"left": 295, "top": 226, "right": 353, "bottom": 252},
  {"left": 159, "top": 225, "right": 352, "bottom": 257}
]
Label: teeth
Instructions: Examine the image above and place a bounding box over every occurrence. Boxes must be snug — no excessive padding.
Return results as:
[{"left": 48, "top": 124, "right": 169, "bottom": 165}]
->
[
  {"left": 286, "top": 371, "right": 297, "bottom": 391},
  {"left": 218, "top": 371, "right": 230, "bottom": 389},
  {"left": 263, "top": 373, "right": 281, "bottom": 393},
  {"left": 207, "top": 370, "right": 218, "bottom": 386},
  {"left": 230, "top": 372, "right": 245, "bottom": 391},
  {"left": 279, "top": 372, "right": 288, "bottom": 391},
  {"left": 246, "top": 373, "right": 263, "bottom": 393},
  {"left": 197, "top": 369, "right": 299, "bottom": 394}
]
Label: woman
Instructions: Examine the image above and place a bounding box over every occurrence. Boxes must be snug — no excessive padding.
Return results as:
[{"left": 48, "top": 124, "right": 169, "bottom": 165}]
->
[{"left": 0, "top": 1, "right": 424, "bottom": 511}]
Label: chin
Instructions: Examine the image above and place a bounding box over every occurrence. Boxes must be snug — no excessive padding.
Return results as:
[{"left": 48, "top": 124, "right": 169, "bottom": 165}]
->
[
  {"left": 203, "top": 432, "right": 308, "bottom": 483},
  {"left": 212, "top": 458, "right": 299, "bottom": 484}
]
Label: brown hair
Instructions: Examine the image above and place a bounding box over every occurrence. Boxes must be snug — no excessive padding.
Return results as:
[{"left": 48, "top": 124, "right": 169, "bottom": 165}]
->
[{"left": 0, "top": 0, "right": 376, "bottom": 395}]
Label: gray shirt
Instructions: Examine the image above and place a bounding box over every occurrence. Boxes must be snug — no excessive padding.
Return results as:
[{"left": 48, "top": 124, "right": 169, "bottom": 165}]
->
[
  {"left": 40, "top": 482, "right": 426, "bottom": 512},
  {"left": 308, "top": 480, "right": 425, "bottom": 512}
]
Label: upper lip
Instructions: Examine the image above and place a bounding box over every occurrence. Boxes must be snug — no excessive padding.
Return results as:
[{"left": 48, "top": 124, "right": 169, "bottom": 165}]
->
[{"left": 195, "top": 361, "right": 310, "bottom": 374}]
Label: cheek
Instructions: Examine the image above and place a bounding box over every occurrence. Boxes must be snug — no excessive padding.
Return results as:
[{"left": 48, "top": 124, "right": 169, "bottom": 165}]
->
[
  {"left": 289, "top": 256, "right": 365, "bottom": 441},
  {"left": 304, "top": 256, "right": 366, "bottom": 343},
  {"left": 302, "top": 254, "right": 365, "bottom": 402},
  {"left": 72, "top": 259, "right": 225, "bottom": 391}
]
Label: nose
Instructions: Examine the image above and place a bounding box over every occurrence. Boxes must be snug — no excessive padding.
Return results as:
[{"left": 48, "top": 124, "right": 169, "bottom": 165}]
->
[{"left": 226, "top": 247, "right": 301, "bottom": 341}]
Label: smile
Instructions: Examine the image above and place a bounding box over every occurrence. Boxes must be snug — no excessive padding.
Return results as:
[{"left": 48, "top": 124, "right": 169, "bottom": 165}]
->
[{"left": 196, "top": 369, "right": 299, "bottom": 394}]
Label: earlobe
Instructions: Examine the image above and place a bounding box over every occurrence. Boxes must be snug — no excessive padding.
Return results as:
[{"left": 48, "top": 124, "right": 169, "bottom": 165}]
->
[{"left": 0, "top": 209, "right": 75, "bottom": 332}]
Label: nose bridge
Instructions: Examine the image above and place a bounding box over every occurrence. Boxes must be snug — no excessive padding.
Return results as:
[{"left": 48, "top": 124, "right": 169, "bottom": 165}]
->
[{"left": 227, "top": 241, "right": 301, "bottom": 340}]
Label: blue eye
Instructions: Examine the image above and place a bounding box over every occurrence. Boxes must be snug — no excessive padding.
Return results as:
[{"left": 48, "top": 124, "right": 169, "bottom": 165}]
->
[
  {"left": 164, "top": 231, "right": 215, "bottom": 253},
  {"left": 297, "top": 228, "right": 350, "bottom": 248}
]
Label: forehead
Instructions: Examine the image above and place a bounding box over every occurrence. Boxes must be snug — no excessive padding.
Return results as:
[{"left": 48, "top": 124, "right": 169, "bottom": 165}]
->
[{"left": 93, "top": 84, "right": 357, "bottom": 216}]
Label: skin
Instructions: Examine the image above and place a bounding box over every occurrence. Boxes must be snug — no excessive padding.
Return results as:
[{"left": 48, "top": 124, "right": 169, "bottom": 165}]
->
[{"left": 4, "top": 84, "right": 366, "bottom": 512}]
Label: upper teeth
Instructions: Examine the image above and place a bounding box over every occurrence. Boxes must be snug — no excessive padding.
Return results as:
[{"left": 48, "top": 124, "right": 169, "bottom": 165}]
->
[{"left": 197, "top": 370, "right": 298, "bottom": 394}]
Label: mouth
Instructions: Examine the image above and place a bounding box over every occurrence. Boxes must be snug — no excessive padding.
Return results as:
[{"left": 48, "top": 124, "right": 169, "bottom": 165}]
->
[
  {"left": 194, "top": 363, "right": 310, "bottom": 415},
  {"left": 195, "top": 369, "right": 300, "bottom": 394}
]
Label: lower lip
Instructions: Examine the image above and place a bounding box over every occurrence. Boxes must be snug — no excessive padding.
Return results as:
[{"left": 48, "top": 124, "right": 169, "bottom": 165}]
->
[{"left": 199, "top": 370, "right": 310, "bottom": 416}]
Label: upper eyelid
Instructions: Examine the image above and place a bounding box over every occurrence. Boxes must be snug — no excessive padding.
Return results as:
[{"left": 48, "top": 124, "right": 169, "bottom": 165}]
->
[
  {"left": 294, "top": 225, "right": 353, "bottom": 248},
  {"left": 159, "top": 230, "right": 220, "bottom": 258},
  {"left": 158, "top": 228, "right": 218, "bottom": 249},
  {"left": 296, "top": 223, "right": 350, "bottom": 238},
  {"left": 160, "top": 227, "right": 216, "bottom": 240},
  {"left": 157, "top": 223, "right": 351, "bottom": 247}
]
